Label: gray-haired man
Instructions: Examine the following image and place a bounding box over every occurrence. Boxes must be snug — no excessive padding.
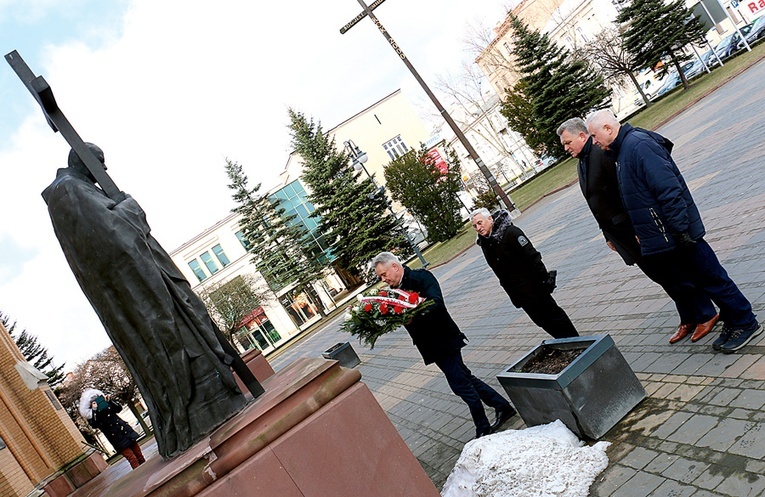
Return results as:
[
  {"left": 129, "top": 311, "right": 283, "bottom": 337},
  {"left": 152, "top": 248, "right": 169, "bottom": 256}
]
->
[{"left": 470, "top": 209, "right": 578, "bottom": 338}]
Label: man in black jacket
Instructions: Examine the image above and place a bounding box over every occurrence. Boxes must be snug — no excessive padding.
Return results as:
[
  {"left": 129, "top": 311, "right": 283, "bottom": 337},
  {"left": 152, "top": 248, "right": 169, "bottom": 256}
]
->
[
  {"left": 470, "top": 209, "right": 579, "bottom": 339},
  {"left": 556, "top": 117, "right": 719, "bottom": 344},
  {"left": 372, "top": 252, "right": 515, "bottom": 438}
]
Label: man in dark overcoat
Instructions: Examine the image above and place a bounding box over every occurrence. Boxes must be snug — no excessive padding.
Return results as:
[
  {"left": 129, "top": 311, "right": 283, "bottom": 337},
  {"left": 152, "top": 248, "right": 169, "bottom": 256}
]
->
[{"left": 372, "top": 252, "right": 515, "bottom": 438}]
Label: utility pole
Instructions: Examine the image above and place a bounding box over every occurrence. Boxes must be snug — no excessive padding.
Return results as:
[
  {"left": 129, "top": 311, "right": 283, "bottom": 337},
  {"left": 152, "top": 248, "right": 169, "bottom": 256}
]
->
[{"left": 339, "top": 1, "right": 517, "bottom": 212}]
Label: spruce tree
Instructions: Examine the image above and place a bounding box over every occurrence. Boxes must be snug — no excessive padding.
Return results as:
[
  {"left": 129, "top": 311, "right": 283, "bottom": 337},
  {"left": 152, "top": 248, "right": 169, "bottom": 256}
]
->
[
  {"left": 384, "top": 146, "right": 464, "bottom": 243},
  {"left": 617, "top": 0, "right": 707, "bottom": 90},
  {"left": 1, "top": 311, "right": 66, "bottom": 386},
  {"left": 501, "top": 15, "right": 611, "bottom": 157},
  {"left": 287, "top": 109, "right": 408, "bottom": 276},
  {"left": 225, "top": 159, "right": 328, "bottom": 315}
]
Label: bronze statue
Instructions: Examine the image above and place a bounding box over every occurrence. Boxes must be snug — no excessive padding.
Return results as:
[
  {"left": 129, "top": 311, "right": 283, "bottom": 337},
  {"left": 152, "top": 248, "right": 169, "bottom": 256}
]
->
[{"left": 42, "top": 144, "right": 263, "bottom": 458}]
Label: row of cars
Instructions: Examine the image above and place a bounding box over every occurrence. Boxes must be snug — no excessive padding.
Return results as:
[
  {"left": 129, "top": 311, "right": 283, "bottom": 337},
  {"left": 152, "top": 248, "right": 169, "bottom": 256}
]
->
[{"left": 634, "top": 17, "right": 765, "bottom": 105}]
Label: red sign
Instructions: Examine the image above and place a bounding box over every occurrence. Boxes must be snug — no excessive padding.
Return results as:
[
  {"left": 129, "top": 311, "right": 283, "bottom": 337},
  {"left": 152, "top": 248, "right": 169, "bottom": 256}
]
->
[{"left": 424, "top": 149, "right": 448, "bottom": 174}]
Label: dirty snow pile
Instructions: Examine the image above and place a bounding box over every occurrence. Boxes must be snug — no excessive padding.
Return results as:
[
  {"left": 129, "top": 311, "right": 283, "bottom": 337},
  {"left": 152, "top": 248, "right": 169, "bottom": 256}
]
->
[{"left": 441, "top": 420, "right": 610, "bottom": 497}]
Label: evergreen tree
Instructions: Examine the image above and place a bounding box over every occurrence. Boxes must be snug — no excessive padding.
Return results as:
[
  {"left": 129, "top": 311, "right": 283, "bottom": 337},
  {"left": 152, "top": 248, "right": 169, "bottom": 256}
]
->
[
  {"left": 225, "top": 159, "right": 329, "bottom": 316},
  {"left": 2, "top": 311, "right": 66, "bottom": 386},
  {"left": 501, "top": 15, "right": 611, "bottom": 157},
  {"left": 384, "top": 146, "right": 464, "bottom": 243},
  {"left": 617, "top": 0, "right": 707, "bottom": 90},
  {"left": 287, "top": 109, "right": 409, "bottom": 276}
]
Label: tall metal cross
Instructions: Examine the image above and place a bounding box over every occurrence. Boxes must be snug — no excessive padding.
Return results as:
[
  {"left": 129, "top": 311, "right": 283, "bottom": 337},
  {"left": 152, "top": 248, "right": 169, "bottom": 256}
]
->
[
  {"left": 339, "top": 1, "right": 516, "bottom": 212},
  {"left": 5, "top": 50, "right": 126, "bottom": 203}
]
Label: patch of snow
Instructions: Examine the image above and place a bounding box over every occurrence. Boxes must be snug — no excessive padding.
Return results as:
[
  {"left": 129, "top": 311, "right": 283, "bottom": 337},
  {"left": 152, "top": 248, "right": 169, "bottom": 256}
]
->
[{"left": 442, "top": 420, "right": 610, "bottom": 497}]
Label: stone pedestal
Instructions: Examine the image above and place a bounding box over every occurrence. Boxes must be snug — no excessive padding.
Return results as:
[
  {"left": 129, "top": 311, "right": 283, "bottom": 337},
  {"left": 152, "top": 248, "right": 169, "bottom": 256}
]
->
[
  {"left": 68, "top": 357, "right": 439, "bottom": 497},
  {"left": 496, "top": 334, "right": 646, "bottom": 439},
  {"left": 233, "top": 348, "right": 275, "bottom": 394}
]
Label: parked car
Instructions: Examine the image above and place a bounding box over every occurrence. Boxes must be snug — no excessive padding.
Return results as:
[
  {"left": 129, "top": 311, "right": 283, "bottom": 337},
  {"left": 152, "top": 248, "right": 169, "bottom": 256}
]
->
[
  {"left": 655, "top": 70, "right": 681, "bottom": 98},
  {"left": 739, "top": 17, "right": 765, "bottom": 49},
  {"left": 715, "top": 23, "right": 753, "bottom": 60},
  {"left": 684, "top": 50, "right": 720, "bottom": 79}
]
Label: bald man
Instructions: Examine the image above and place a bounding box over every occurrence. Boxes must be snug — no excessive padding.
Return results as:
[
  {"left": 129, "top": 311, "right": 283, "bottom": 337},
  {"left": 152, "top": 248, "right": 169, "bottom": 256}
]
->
[{"left": 586, "top": 110, "right": 760, "bottom": 353}]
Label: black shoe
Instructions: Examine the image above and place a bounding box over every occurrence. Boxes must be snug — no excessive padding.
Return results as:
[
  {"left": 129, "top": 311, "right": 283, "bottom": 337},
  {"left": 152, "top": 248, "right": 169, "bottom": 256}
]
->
[
  {"left": 491, "top": 405, "right": 517, "bottom": 433},
  {"left": 712, "top": 326, "right": 733, "bottom": 351},
  {"left": 475, "top": 427, "right": 492, "bottom": 439},
  {"left": 720, "top": 323, "right": 762, "bottom": 354}
]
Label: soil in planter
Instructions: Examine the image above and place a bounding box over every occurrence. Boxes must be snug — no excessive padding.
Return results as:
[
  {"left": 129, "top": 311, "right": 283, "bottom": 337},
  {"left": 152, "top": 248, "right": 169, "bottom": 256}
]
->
[{"left": 519, "top": 347, "right": 586, "bottom": 374}]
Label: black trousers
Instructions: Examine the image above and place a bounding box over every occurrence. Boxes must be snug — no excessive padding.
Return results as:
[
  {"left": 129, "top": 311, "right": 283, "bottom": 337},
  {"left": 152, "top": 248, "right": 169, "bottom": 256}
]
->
[
  {"left": 520, "top": 294, "right": 579, "bottom": 339},
  {"left": 434, "top": 350, "right": 510, "bottom": 435}
]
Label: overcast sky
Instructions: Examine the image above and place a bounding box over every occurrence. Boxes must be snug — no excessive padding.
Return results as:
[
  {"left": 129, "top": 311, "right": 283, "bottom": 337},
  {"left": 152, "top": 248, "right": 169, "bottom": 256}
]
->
[{"left": 0, "top": 0, "right": 511, "bottom": 369}]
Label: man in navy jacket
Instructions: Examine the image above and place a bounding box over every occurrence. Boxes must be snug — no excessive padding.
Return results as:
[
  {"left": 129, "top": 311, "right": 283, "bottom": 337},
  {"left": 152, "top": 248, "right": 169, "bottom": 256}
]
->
[
  {"left": 586, "top": 109, "right": 760, "bottom": 353},
  {"left": 373, "top": 252, "right": 515, "bottom": 438}
]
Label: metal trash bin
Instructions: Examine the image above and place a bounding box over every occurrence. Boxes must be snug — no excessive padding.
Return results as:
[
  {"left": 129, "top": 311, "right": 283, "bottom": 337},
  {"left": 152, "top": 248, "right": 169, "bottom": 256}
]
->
[
  {"left": 496, "top": 334, "right": 645, "bottom": 439},
  {"left": 322, "top": 342, "right": 361, "bottom": 369}
]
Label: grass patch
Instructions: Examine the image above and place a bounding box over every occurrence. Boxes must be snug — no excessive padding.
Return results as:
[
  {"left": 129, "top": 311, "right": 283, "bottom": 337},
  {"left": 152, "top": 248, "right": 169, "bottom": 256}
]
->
[{"left": 405, "top": 43, "right": 765, "bottom": 269}]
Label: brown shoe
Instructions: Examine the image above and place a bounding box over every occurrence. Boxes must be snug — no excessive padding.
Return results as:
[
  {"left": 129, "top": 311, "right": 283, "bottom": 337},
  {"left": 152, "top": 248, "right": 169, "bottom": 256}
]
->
[
  {"left": 691, "top": 314, "right": 720, "bottom": 342},
  {"left": 670, "top": 324, "right": 694, "bottom": 344}
]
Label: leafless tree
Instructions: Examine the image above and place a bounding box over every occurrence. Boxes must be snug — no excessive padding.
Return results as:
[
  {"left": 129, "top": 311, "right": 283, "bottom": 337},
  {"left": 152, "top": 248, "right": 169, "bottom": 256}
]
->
[
  {"left": 198, "top": 274, "right": 270, "bottom": 346},
  {"left": 581, "top": 27, "right": 651, "bottom": 106}
]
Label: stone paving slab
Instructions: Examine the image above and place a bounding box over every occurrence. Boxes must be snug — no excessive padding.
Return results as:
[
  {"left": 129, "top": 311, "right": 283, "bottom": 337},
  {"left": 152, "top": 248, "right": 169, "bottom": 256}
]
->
[{"left": 269, "top": 58, "right": 765, "bottom": 495}]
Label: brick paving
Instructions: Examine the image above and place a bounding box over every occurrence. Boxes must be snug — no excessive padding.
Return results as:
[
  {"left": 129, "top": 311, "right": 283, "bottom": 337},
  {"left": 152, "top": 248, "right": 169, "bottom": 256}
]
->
[{"left": 270, "top": 56, "right": 765, "bottom": 495}]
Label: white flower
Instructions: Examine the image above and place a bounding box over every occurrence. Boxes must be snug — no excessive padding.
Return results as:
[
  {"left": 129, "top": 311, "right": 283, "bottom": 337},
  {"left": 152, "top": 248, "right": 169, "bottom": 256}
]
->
[
  {"left": 356, "top": 294, "right": 365, "bottom": 302},
  {"left": 344, "top": 312, "right": 353, "bottom": 321}
]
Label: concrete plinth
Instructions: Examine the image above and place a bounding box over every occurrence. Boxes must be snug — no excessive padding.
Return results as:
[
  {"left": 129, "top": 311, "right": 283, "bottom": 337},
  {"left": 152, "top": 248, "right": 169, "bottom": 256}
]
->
[{"left": 68, "top": 357, "right": 439, "bottom": 497}]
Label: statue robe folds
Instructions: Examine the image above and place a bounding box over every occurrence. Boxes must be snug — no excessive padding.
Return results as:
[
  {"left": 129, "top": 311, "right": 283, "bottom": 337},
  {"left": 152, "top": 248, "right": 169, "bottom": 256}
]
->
[{"left": 42, "top": 168, "right": 246, "bottom": 458}]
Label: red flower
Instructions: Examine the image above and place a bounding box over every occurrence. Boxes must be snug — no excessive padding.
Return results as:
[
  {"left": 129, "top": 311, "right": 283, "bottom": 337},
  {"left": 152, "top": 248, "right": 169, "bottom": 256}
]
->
[
  {"left": 379, "top": 303, "right": 389, "bottom": 314},
  {"left": 408, "top": 292, "right": 420, "bottom": 304},
  {"left": 363, "top": 303, "right": 373, "bottom": 312},
  {"left": 379, "top": 290, "right": 387, "bottom": 297},
  {"left": 393, "top": 305, "right": 404, "bottom": 314}
]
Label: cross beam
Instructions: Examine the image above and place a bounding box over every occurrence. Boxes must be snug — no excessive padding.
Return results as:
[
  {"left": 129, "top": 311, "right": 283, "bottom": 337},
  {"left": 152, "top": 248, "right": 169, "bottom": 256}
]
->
[{"left": 5, "top": 50, "right": 126, "bottom": 202}]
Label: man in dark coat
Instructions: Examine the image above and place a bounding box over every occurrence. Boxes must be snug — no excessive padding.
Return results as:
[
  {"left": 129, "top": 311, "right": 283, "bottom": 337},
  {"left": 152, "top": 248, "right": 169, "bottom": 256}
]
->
[
  {"left": 470, "top": 209, "right": 579, "bottom": 339},
  {"left": 587, "top": 109, "right": 760, "bottom": 353},
  {"left": 86, "top": 394, "right": 145, "bottom": 468},
  {"left": 43, "top": 144, "right": 257, "bottom": 458},
  {"left": 372, "top": 252, "right": 515, "bottom": 438},
  {"left": 557, "top": 117, "right": 719, "bottom": 344}
]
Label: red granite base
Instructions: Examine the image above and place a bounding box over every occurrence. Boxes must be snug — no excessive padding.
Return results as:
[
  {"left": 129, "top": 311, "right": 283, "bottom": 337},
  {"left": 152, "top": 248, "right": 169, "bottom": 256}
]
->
[
  {"left": 42, "top": 450, "right": 108, "bottom": 497},
  {"left": 233, "top": 348, "right": 275, "bottom": 394},
  {"left": 68, "top": 357, "right": 439, "bottom": 497}
]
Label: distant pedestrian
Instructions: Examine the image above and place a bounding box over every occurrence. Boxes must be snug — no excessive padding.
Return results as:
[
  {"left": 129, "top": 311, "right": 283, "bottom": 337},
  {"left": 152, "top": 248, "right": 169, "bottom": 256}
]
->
[
  {"left": 79, "top": 389, "right": 146, "bottom": 469},
  {"left": 372, "top": 252, "right": 516, "bottom": 438},
  {"left": 470, "top": 208, "right": 579, "bottom": 339},
  {"left": 586, "top": 109, "right": 761, "bottom": 353},
  {"left": 556, "top": 117, "right": 719, "bottom": 344}
]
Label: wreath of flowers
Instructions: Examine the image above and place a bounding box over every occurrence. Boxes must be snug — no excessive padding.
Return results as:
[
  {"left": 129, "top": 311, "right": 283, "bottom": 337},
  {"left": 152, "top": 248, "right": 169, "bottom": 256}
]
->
[{"left": 341, "top": 287, "right": 433, "bottom": 349}]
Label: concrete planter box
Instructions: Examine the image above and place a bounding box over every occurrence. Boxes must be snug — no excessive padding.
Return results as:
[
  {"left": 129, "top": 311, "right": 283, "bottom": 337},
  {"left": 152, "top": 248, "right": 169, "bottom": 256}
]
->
[
  {"left": 322, "top": 342, "right": 361, "bottom": 368},
  {"left": 497, "top": 334, "right": 645, "bottom": 439}
]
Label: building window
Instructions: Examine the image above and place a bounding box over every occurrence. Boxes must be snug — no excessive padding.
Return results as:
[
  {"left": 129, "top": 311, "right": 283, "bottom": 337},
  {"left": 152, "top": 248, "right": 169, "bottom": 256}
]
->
[
  {"left": 235, "top": 230, "right": 251, "bottom": 250},
  {"left": 211, "top": 244, "right": 230, "bottom": 267},
  {"left": 188, "top": 260, "right": 207, "bottom": 282},
  {"left": 235, "top": 307, "right": 282, "bottom": 353},
  {"left": 383, "top": 135, "right": 409, "bottom": 160},
  {"left": 269, "top": 180, "right": 331, "bottom": 265},
  {"left": 199, "top": 251, "right": 219, "bottom": 275}
]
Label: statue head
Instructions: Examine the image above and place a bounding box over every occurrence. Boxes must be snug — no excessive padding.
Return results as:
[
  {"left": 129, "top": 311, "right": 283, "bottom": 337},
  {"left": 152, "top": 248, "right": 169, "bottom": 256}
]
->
[{"left": 67, "top": 143, "right": 106, "bottom": 181}]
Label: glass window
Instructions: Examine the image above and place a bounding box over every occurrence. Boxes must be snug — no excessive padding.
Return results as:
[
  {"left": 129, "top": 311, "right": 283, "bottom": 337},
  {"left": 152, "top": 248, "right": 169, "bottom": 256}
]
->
[
  {"left": 235, "top": 231, "right": 251, "bottom": 250},
  {"left": 188, "top": 260, "right": 207, "bottom": 282},
  {"left": 211, "top": 244, "right": 230, "bottom": 267},
  {"left": 200, "top": 251, "right": 219, "bottom": 274},
  {"left": 383, "top": 135, "right": 409, "bottom": 160}
]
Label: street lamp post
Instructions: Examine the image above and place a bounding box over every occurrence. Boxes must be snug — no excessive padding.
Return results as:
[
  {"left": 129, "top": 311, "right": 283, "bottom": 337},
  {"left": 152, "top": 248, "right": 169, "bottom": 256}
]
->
[{"left": 343, "top": 140, "right": 429, "bottom": 268}]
